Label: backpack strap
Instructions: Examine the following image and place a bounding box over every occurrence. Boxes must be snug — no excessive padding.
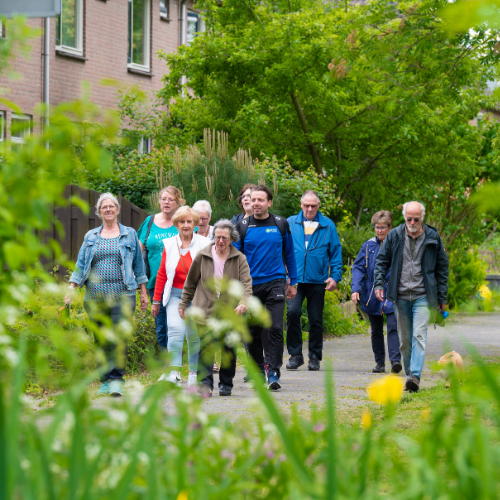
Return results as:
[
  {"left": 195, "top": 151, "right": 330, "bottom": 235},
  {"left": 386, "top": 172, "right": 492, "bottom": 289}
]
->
[
  {"left": 144, "top": 215, "right": 155, "bottom": 244},
  {"left": 238, "top": 216, "right": 249, "bottom": 255},
  {"left": 271, "top": 214, "right": 288, "bottom": 275}
]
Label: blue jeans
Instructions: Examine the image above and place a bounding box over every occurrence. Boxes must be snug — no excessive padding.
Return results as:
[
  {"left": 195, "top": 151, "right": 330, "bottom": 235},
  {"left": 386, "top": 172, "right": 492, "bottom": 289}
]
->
[
  {"left": 166, "top": 287, "right": 200, "bottom": 371},
  {"left": 394, "top": 297, "right": 431, "bottom": 380},
  {"left": 148, "top": 288, "right": 167, "bottom": 349}
]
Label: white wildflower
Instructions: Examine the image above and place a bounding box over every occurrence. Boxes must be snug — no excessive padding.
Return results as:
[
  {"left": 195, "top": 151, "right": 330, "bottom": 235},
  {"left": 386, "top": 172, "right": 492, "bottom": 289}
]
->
[
  {"left": 42, "top": 283, "right": 61, "bottom": 295},
  {"left": 228, "top": 280, "right": 244, "bottom": 299},
  {"left": 224, "top": 331, "right": 241, "bottom": 348},
  {"left": 20, "top": 459, "right": 30, "bottom": 470},
  {"left": 138, "top": 452, "right": 150, "bottom": 465},
  {"left": 246, "top": 296, "right": 265, "bottom": 316},
  {"left": 108, "top": 410, "right": 128, "bottom": 425},
  {"left": 0, "top": 334, "right": 12, "bottom": 345},
  {"left": 1, "top": 306, "right": 19, "bottom": 324},
  {"left": 208, "top": 427, "right": 223, "bottom": 441},
  {"left": 196, "top": 410, "right": 208, "bottom": 426},
  {"left": 2, "top": 347, "right": 19, "bottom": 367},
  {"left": 187, "top": 306, "right": 206, "bottom": 321},
  {"left": 85, "top": 443, "right": 101, "bottom": 461}
]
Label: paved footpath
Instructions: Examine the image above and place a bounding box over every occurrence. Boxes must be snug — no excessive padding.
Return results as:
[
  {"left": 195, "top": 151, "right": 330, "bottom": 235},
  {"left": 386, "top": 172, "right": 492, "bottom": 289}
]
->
[{"left": 88, "top": 313, "right": 500, "bottom": 420}]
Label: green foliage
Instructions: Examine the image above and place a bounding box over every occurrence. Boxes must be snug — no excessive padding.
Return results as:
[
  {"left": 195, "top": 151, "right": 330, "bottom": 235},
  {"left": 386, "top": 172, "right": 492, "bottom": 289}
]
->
[
  {"left": 337, "top": 222, "right": 374, "bottom": 265},
  {"left": 447, "top": 251, "right": 488, "bottom": 309},
  {"left": 300, "top": 292, "right": 367, "bottom": 337}
]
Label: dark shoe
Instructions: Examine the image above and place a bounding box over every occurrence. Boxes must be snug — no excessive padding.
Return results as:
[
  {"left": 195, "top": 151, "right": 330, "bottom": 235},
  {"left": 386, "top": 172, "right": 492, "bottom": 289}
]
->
[
  {"left": 286, "top": 355, "right": 305, "bottom": 370},
  {"left": 308, "top": 354, "right": 320, "bottom": 371},
  {"left": 391, "top": 361, "right": 403, "bottom": 374},
  {"left": 372, "top": 364, "right": 385, "bottom": 373},
  {"left": 219, "top": 384, "right": 232, "bottom": 397},
  {"left": 405, "top": 375, "right": 420, "bottom": 393},
  {"left": 267, "top": 371, "right": 281, "bottom": 391}
]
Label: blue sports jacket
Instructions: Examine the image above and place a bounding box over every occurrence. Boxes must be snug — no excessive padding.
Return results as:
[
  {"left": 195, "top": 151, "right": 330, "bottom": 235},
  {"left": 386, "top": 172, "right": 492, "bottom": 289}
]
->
[
  {"left": 287, "top": 210, "right": 342, "bottom": 285},
  {"left": 70, "top": 223, "right": 148, "bottom": 291},
  {"left": 351, "top": 236, "right": 394, "bottom": 315}
]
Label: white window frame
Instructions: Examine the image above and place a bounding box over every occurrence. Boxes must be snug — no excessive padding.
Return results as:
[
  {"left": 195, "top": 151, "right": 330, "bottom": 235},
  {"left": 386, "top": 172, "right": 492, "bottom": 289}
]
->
[
  {"left": 10, "top": 114, "right": 31, "bottom": 147},
  {"left": 160, "top": 0, "right": 168, "bottom": 19},
  {"left": 186, "top": 11, "right": 199, "bottom": 46},
  {"left": 56, "top": 0, "right": 84, "bottom": 56},
  {"left": 0, "top": 111, "right": 5, "bottom": 142},
  {"left": 128, "top": 0, "right": 151, "bottom": 72},
  {"left": 138, "top": 136, "right": 151, "bottom": 155},
  {"left": 0, "top": 19, "right": 5, "bottom": 39}
]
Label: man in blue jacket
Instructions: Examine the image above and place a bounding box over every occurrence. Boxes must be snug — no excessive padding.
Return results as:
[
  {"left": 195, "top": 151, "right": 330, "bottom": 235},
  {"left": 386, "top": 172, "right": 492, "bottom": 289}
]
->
[
  {"left": 285, "top": 190, "right": 342, "bottom": 371},
  {"left": 234, "top": 185, "right": 298, "bottom": 391}
]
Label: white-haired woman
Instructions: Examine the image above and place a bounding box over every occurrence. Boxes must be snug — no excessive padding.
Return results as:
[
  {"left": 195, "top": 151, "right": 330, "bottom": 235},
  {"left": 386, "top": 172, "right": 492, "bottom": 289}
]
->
[
  {"left": 193, "top": 199, "right": 214, "bottom": 240},
  {"left": 152, "top": 206, "right": 211, "bottom": 387},
  {"left": 138, "top": 186, "right": 184, "bottom": 351},
  {"left": 65, "top": 193, "right": 149, "bottom": 397},
  {"left": 179, "top": 219, "right": 252, "bottom": 397}
]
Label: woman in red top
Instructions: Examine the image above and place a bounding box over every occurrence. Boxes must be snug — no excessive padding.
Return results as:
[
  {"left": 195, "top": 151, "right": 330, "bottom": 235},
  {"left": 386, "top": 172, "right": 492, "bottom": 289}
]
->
[{"left": 152, "top": 206, "right": 211, "bottom": 388}]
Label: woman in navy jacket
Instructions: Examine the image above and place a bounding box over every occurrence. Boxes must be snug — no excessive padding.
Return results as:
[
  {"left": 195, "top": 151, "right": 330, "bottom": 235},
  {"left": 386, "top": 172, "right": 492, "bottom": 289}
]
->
[{"left": 351, "top": 211, "right": 402, "bottom": 374}]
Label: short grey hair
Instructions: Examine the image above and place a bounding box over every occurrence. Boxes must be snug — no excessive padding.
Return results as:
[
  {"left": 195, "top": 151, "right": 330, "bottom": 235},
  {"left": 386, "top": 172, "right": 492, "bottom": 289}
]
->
[
  {"left": 301, "top": 190, "right": 320, "bottom": 203},
  {"left": 213, "top": 219, "right": 239, "bottom": 243},
  {"left": 193, "top": 200, "right": 212, "bottom": 218},
  {"left": 96, "top": 192, "right": 120, "bottom": 220},
  {"left": 402, "top": 201, "right": 426, "bottom": 220}
]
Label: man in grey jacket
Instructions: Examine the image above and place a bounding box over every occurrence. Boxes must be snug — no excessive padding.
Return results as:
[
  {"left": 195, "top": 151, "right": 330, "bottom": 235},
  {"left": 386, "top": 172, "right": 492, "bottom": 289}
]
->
[{"left": 374, "top": 201, "right": 448, "bottom": 393}]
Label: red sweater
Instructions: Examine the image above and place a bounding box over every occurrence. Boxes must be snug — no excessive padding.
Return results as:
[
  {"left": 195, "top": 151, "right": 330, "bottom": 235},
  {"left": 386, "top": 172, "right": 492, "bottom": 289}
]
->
[{"left": 153, "top": 249, "right": 193, "bottom": 302}]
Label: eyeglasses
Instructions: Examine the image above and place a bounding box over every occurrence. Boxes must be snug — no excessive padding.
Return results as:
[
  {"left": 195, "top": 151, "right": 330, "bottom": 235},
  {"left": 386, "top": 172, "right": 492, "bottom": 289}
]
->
[
  {"left": 215, "top": 236, "right": 229, "bottom": 241},
  {"left": 160, "top": 197, "right": 176, "bottom": 203},
  {"left": 406, "top": 217, "right": 420, "bottom": 222},
  {"left": 241, "top": 194, "right": 251, "bottom": 200},
  {"left": 200, "top": 217, "right": 209, "bottom": 222},
  {"left": 374, "top": 225, "right": 389, "bottom": 231},
  {"left": 101, "top": 205, "right": 116, "bottom": 211},
  {"left": 303, "top": 204, "right": 319, "bottom": 209}
]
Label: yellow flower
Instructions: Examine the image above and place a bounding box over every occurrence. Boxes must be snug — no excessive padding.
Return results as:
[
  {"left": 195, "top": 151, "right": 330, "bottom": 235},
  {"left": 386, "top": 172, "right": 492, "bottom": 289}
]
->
[
  {"left": 367, "top": 375, "right": 404, "bottom": 406},
  {"left": 479, "top": 285, "right": 492, "bottom": 302},
  {"left": 177, "top": 492, "right": 188, "bottom": 500},
  {"left": 361, "top": 409, "right": 372, "bottom": 429}
]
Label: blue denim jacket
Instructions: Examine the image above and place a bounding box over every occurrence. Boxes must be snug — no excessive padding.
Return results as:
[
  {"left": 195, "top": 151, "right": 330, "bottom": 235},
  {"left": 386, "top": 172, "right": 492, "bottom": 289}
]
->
[{"left": 69, "top": 223, "right": 148, "bottom": 291}]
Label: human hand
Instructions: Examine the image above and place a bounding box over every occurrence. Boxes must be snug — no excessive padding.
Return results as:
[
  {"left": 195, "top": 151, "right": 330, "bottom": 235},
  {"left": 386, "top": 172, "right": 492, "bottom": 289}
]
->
[
  {"left": 152, "top": 304, "right": 160, "bottom": 318},
  {"left": 234, "top": 304, "right": 248, "bottom": 315},
  {"left": 140, "top": 291, "right": 149, "bottom": 311},
  {"left": 178, "top": 308, "right": 186, "bottom": 320},
  {"left": 351, "top": 292, "right": 360, "bottom": 305},
  {"left": 375, "top": 289, "right": 384, "bottom": 302},
  {"left": 438, "top": 303, "right": 447, "bottom": 313},
  {"left": 287, "top": 285, "right": 297, "bottom": 300},
  {"left": 325, "top": 278, "right": 337, "bottom": 292},
  {"left": 65, "top": 286, "right": 76, "bottom": 305}
]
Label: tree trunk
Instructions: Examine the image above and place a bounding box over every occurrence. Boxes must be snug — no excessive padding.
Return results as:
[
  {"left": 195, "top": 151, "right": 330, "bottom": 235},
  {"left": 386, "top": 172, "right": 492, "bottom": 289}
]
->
[
  {"left": 290, "top": 92, "right": 322, "bottom": 174},
  {"left": 354, "top": 193, "right": 365, "bottom": 228}
]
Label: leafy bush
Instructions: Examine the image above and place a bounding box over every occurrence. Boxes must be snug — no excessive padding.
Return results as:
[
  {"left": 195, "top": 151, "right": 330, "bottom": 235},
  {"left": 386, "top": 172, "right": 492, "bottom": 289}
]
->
[
  {"left": 300, "top": 292, "right": 367, "bottom": 337},
  {"left": 447, "top": 250, "right": 488, "bottom": 309}
]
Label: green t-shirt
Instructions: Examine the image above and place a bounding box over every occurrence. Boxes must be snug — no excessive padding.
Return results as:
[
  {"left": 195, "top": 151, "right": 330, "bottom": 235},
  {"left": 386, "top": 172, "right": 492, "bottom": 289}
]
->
[{"left": 137, "top": 216, "right": 178, "bottom": 290}]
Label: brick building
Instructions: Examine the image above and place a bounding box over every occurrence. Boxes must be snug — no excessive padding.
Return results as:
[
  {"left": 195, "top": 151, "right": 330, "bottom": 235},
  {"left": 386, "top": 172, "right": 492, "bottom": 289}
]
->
[{"left": 0, "top": 0, "right": 201, "bottom": 148}]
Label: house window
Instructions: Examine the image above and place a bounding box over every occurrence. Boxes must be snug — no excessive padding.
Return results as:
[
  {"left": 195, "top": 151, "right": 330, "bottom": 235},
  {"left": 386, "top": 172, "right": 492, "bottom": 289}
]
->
[
  {"left": 160, "top": 0, "right": 168, "bottom": 19},
  {"left": 0, "top": 111, "right": 5, "bottom": 142},
  {"left": 128, "top": 0, "right": 151, "bottom": 71},
  {"left": 186, "top": 12, "right": 199, "bottom": 46},
  {"left": 10, "top": 114, "right": 31, "bottom": 150},
  {"left": 138, "top": 136, "right": 151, "bottom": 155},
  {"left": 56, "top": 0, "right": 84, "bottom": 56},
  {"left": 0, "top": 20, "right": 5, "bottom": 39}
]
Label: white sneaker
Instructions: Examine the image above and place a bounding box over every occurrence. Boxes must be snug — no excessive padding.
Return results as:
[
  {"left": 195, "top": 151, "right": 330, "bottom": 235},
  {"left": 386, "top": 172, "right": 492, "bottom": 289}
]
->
[
  {"left": 159, "top": 370, "right": 181, "bottom": 387},
  {"left": 187, "top": 372, "right": 198, "bottom": 388}
]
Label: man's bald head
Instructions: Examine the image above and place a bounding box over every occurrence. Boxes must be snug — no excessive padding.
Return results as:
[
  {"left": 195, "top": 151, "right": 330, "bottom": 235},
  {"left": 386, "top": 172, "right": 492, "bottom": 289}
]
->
[{"left": 403, "top": 201, "right": 425, "bottom": 235}]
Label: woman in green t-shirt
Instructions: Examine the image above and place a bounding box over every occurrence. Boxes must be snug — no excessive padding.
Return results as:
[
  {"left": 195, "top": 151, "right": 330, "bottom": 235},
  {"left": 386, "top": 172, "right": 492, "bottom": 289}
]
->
[{"left": 138, "top": 186, "right": 185, "bottom": 349}]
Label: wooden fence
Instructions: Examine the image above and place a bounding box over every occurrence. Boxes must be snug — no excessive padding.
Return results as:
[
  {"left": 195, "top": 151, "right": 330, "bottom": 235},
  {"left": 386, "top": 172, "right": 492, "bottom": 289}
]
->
[{"left": 42, "top": 185, "right": 149, "bottom": 279}]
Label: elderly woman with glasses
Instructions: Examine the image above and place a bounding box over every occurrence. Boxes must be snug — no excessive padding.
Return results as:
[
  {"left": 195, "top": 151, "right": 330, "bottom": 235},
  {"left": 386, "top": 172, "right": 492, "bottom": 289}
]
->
[
  {"left": 193, "top": 200, "right": 214, "bottom": 240},
  {"left": 351, "top": 211, "right": 402, "bottom": 374},
  {"left": 178, "top": 219, "right": 252, "bottom": 397},
  {"left": 65, "top": 193, "right": 149, "bottom": 397},
  {"left": 152, "top": 206, "right": 211, "bottom": 388}
]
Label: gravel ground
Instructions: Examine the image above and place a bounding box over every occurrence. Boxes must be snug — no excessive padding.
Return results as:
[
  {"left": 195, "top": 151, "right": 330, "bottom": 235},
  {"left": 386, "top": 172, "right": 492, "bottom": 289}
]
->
[{"left": 83, "top": 312, "right": 500, "bottom": 420}]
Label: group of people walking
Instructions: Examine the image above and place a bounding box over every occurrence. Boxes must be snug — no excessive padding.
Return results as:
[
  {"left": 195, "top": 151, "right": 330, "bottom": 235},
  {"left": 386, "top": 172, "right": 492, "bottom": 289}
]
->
[{"left": 65, "top": 183, "right": 448, "bottom": 398}]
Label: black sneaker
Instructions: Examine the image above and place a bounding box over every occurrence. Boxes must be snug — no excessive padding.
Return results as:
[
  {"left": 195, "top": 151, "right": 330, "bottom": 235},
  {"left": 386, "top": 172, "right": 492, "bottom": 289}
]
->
[
  {"left": 372, "top": 364, "right": 385, "bottom": 373},
  {"left": 286, "top": 355, "right": 305, "bottom": 370},
  {"left": 391, "top": 361, "right": 402, "bottom": 374},
  {"left": 308, "top": 354, "right": 320, "bottom": 371},
  {"left": 219, "top": 384, "right": 232, "bottom": 396},
  {"left": 405, "top": 375, "right": 420, "bottom": 393}
]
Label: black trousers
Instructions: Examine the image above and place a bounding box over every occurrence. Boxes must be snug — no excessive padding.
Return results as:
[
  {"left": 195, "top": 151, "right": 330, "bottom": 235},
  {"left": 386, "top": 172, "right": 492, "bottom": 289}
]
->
[
  {"left": 368, "top": 312, "right": 401, "bottom": 366},
  {"left": 248, "top": 279, "right": 286, "bottom": 377},
  {"left": 84, "top": 295, "right": 136, "bottom": 382},
  {"left": 198, "top": 339, "right": 237, "bottom": 390},
  {"left": 286, "top": 283, "right": 326, "bottom": 360}
]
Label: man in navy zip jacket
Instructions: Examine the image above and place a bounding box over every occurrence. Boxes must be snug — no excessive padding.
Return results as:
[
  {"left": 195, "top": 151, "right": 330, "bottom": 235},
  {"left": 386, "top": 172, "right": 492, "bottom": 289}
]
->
[
  {"left": 285, "top": 191, "right": 342, "bottom": 371},
  {"left": 234, "top": 185, "right": 298, "bottom": 391}
]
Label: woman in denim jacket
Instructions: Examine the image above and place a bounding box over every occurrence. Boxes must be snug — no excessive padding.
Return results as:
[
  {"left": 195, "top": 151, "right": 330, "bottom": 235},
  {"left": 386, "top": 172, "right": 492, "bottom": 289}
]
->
[{"left": 65, "top": 193, "right": 149, "bottom": 397}]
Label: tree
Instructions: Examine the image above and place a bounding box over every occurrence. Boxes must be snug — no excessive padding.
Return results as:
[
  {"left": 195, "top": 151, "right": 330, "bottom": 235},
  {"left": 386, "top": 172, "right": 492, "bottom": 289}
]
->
[{"left": 157, "top": 0, "right": 500, "bottom": 221}]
